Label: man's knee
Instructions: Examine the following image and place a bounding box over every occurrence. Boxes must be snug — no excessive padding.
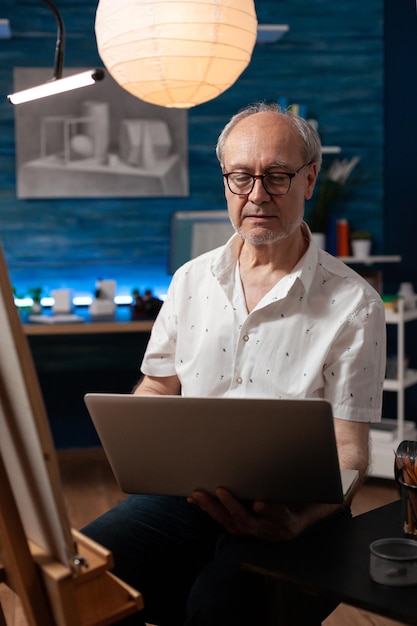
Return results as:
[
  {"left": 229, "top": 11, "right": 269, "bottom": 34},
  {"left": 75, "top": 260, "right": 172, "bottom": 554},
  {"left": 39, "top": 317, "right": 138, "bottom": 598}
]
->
[{"left": 185, "top": 552, "right": 266, "bottom": 626}]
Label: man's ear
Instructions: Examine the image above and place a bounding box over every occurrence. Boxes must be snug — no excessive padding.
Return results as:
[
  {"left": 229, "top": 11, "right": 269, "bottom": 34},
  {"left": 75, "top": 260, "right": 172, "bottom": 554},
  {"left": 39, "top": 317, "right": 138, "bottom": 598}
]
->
[{"left": 305, "top": 162, "right": 319, "bottom": 201}]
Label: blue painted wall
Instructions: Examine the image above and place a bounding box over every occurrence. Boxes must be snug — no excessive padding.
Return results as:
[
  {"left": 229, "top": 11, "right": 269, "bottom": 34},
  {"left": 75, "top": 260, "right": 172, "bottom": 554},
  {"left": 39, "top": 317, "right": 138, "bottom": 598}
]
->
[
  {"left": 383, "top": 0, "right": 417, "bottom": 293},
  {"left": 0, "top": 1, "right": 385, "bottom": 299},
  {"left": 382, "top": 0, "right": 417, "bottom": 425}
]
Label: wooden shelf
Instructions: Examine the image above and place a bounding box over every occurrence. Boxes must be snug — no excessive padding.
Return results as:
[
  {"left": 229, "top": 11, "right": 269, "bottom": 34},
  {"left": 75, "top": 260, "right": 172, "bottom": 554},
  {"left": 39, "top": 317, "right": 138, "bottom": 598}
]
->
[
  {"left": 321, "top": 146, "right": 342, "bottom": 154},
  {"left": 384, "top": 296, "right": 417, "bottom": 323},
  {"left": 338, "top": 255, "right": 402, "bottom": 265},
  {"left": 383, "top": 368, "right": 417, "bottom": 391},
  {"left": 256, "top": 24, "right": 289, "bottom": 44}
]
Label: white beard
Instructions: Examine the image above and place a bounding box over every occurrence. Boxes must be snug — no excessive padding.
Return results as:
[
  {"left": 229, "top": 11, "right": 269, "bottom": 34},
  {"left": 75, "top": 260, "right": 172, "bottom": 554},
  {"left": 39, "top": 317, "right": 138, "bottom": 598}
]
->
[{"left": 234, "top": 216, "right": 302, "bottom": 245}]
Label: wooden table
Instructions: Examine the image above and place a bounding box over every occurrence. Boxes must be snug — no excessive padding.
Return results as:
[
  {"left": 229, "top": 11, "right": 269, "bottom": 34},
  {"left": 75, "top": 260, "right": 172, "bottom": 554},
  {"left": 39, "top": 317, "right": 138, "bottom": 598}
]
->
[
  {"left": 22, "top": 307, "right": 154, "bottom": 448},
  {"left": 22, "top": 306, "right": 154, "bottom": 336}
]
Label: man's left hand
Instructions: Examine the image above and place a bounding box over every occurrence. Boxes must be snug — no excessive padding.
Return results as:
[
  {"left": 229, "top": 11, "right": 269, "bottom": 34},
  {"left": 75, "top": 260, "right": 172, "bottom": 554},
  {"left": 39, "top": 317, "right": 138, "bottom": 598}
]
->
[{"left": 187, "top": 488, "right": 324, "bottom": 541}]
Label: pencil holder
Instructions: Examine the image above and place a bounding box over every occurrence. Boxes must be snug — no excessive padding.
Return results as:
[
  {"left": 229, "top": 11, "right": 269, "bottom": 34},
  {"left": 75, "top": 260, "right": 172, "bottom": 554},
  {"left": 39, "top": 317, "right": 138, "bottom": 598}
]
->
[
  {"left": 397, "top": 477, "right": 417, "bottom": 537},
  {"left": 394, "top": 440, "right": 417, "bottom": 537}
]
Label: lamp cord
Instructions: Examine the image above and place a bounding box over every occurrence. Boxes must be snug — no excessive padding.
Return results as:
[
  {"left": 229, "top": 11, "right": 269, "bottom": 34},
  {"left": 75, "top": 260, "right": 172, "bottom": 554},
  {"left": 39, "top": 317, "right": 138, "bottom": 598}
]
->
[{"left": 41, "top": 0, "right": 65, "bottom": 80}]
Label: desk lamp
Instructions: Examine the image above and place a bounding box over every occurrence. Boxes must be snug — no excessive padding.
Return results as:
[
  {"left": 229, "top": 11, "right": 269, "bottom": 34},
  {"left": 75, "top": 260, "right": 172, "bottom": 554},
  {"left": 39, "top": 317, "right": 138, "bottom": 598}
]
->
[{"left": 7, "top": 0, "right": 104, "bottom": 105}]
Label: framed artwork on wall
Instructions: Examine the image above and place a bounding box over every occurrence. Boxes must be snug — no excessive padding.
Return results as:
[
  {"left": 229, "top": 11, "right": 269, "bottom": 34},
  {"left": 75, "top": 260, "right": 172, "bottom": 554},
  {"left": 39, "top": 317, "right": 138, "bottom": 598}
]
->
[{"left": 13, "top": 68, "right": 189, "bottom": 199}]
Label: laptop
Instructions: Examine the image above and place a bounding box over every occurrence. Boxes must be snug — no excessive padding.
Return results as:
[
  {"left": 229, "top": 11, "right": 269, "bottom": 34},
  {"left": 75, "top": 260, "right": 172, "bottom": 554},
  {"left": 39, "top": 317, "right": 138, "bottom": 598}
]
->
[{"left": 84, "top": 394, "right": 359, "bottom": 504}]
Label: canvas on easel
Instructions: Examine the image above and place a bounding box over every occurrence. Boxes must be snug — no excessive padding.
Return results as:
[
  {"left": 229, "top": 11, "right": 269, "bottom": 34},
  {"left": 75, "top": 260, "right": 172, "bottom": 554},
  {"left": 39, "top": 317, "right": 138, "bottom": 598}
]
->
[{"left": 0, "top": 243, "right": 143, "bottom": 626}]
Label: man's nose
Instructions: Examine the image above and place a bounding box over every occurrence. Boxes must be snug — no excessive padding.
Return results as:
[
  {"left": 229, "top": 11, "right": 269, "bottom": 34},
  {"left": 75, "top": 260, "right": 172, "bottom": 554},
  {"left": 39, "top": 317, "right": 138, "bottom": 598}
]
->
[{"left": 248, "top": 176, "right": 270, "bottom": 200}]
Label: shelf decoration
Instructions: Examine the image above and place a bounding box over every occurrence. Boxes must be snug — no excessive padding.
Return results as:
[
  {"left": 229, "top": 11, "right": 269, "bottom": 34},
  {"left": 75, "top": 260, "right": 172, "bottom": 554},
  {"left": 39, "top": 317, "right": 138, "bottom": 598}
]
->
[
  {"left": 350, "top": 229, "right": 372, "bottom": 259},
  {"left": 27, "top": 286, "right": 43, "bottom": 314},
  {"left": 89, "top": 279, "right": 116, "bottom": 318},
  {"left": 307, "top": 156, "right": 360, "bottom": 245}
]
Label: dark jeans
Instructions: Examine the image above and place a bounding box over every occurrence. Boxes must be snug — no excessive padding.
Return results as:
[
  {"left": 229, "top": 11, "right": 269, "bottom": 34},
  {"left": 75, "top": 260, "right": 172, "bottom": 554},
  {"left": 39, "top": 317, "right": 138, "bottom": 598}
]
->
[{"left": 81, "top": 495, "right": 350, "bottom": 626}]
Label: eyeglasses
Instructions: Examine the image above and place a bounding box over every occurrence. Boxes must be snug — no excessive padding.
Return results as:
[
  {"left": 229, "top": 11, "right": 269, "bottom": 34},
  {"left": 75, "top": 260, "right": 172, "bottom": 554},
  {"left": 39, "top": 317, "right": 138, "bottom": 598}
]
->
[{"left": 223, "top": 162, "right": 312, "bottom": 196}]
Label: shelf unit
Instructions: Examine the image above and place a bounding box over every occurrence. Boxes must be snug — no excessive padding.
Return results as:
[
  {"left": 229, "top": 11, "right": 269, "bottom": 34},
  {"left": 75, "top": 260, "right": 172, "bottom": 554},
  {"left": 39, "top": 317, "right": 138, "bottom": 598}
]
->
[
  {"left": 340, "top": 255, "right": 416, "bottom": 479},
  {"left": 370, "top": 295, "right": 417, "bottom": 478}
]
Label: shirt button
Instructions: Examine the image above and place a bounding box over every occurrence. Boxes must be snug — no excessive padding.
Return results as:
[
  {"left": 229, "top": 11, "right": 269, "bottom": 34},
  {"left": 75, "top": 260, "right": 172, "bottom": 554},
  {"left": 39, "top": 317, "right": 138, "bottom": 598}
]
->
[
  {"left": 236, "top": 377, "right": 243, "bottom": 384},
  {"left": 243, "top": 335, "right": 249, "bottom": 342}
]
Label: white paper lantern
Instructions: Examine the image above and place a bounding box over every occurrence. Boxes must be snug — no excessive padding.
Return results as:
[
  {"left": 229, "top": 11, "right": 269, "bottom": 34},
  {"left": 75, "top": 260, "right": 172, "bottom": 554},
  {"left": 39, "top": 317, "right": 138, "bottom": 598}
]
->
[{"left": 95, "top": 0, "right": 258, "bottom": 108}]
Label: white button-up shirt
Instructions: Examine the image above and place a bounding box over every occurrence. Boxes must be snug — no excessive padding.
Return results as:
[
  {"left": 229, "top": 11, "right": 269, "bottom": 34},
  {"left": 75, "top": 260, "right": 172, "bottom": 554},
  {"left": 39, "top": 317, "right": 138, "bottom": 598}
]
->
[{"left": 141, "top": 228, "right": 386, "bottom": 423}]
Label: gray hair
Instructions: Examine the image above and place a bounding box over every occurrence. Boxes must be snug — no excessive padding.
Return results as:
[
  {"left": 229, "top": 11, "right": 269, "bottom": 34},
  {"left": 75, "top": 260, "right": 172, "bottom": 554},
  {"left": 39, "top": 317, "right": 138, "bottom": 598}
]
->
[{"left": 215, "top": 102, "right": 322, "bottom": 172}]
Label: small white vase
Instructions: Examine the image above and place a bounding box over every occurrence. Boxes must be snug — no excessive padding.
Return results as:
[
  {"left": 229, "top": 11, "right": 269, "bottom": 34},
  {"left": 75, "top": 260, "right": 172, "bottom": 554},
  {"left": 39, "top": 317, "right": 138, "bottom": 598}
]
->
[{"left": 351, "top": 239, "right": 371, "bottom": 259}]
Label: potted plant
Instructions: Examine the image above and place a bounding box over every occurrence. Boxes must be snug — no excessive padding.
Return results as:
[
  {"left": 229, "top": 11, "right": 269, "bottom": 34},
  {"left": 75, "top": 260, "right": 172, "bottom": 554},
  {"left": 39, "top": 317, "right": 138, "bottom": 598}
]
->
[
  {"left": 307, "top": 156, "right": 360, "bottom": 249},
  {"left": 27, "top": 286, "right": 43, "bottom": 313},
  {"left": 350, "top": 230, "right": 372, "bottom": 259}
]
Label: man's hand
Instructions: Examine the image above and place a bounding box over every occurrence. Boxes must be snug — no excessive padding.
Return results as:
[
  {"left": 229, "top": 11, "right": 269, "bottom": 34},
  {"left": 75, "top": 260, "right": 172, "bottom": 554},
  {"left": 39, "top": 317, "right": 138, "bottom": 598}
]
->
[
  {"left": 187, "top": 418, "right": 369, "bottom": 541},
  {"left": 187, "top": 488, "right": 337, "bottom": 542}
]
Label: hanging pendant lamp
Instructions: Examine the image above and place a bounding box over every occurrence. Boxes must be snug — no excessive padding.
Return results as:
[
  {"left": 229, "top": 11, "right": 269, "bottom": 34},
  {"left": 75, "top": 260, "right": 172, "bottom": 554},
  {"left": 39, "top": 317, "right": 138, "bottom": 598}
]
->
[{"left": 95, "top": 0, "right": 258, "bottom": 108}]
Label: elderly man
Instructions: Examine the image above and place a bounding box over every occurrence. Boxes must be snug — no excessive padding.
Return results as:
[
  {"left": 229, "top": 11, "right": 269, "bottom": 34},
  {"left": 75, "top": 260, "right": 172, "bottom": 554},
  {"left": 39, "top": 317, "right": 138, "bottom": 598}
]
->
[{"left": 82, "top": 102, "right": 386, "bottom": 626}]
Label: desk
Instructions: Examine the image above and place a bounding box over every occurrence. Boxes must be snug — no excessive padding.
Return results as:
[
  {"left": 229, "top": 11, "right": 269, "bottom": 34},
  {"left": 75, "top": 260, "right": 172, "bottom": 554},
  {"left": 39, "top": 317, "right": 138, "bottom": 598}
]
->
[
  {"left": 22, "top": 308, "right": 154, "bottom": 448},
  {"left": 22, "top": 306, "right": 154, "bottom": 336},
  {"left": 241, "top": 501, "right": 417, "bottom": 625},
  {"left": 24, "top": 319, "right": 153, "bottom": 336}
]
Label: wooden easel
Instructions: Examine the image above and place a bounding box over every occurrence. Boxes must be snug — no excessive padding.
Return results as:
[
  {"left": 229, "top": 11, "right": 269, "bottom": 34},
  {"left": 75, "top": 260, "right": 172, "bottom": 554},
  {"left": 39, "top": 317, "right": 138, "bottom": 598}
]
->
[{"left": 0, "top": 243, "right": 143, "bottom": 626}]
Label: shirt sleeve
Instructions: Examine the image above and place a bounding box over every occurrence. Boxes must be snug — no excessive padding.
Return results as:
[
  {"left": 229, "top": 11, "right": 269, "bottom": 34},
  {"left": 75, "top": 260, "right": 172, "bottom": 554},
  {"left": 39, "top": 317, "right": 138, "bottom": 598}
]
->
[
  {"left": 140, "top": 277, "right": 178, "bottom": 378},
  {"left": 325, "top": 294, "right": 386, "bottom": 422}
]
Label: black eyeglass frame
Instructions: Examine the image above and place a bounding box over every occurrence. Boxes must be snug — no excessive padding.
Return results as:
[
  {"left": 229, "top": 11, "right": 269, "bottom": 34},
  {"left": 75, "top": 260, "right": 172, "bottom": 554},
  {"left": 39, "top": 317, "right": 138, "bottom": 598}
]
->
[{"left": 223, "top": 161, "right": 313, "bottom": 196}]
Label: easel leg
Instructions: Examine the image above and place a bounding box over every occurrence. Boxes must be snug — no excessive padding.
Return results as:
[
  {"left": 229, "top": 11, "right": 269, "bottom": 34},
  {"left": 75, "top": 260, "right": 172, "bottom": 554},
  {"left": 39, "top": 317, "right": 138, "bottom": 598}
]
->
[
  {"left": 0, "top": 453, "right": 55, "bottom": 626},
  {"left": 0, "top": 565, "right": 8, "bottom": 626},
  {"left": 0, "top": 601, "right": 7, "bottom": 626}
]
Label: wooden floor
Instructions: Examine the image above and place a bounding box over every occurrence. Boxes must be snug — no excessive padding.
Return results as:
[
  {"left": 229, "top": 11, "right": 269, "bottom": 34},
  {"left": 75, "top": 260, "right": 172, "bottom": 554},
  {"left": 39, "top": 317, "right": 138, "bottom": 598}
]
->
[{"left": 0, "top": 447, "right": 407, "bottom": 626}]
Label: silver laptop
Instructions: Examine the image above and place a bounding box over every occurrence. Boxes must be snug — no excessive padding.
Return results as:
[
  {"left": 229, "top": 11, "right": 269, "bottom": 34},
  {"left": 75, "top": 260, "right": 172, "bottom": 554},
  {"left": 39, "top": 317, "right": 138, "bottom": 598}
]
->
[{"left": 84, "top": 394, "right": 358, "bottom": 503}]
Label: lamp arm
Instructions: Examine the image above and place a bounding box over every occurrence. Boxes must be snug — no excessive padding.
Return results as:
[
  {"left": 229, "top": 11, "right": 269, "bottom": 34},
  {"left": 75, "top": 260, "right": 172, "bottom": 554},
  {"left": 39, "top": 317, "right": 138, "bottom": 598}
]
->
[
  {"left": 7, "top": 0, "right": 103, "bottom": 104},
  {"left": 41, "top": 0, "right": 65, "bottom": 80}
]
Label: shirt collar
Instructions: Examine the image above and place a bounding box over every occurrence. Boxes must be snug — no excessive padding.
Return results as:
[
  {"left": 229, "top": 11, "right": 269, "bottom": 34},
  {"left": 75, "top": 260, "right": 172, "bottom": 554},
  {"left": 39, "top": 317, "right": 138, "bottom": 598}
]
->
[
  {"left": 211, "top": 233, "right": 242, "bottom": 282},
  {"left": 291, "top": 222, "right": 319, "bottom": 295},
  {"left": 211, "top": 222, "right": 320, "bottom": 296}
]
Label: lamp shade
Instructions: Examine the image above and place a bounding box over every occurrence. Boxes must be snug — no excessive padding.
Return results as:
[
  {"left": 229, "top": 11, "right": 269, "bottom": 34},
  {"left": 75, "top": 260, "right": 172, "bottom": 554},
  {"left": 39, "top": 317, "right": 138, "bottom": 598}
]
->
[{"left": 95, "top": 0, "right": 258, "bottom": 108}]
